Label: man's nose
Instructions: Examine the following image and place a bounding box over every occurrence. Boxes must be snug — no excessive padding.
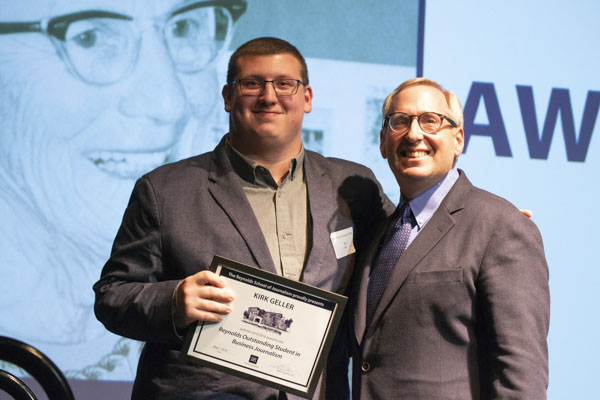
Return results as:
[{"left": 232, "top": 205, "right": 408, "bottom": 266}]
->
[
  {"left": 257, "top": 81, "right": 278, "bottom": 104},
  {"left": 118, "top": 28, "right": 187, "bottom": 124},
  {"left": 404, "top": 117, "right": 424, "bottom": 143}
]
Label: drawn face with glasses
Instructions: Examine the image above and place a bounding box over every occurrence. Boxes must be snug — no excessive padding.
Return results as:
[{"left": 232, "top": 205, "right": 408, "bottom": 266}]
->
[
  {"left": 0, "top": 0, "right": 245, "bottom": 348},
  {"left": 0, "top": 1, "right": 243, "bottom": 85},
  {"left": 380, "top": 84, "right": 464, "bottom": 198}
]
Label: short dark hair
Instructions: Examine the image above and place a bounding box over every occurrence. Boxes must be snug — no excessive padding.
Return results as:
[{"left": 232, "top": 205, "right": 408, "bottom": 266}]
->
[{"left": 226, "top": 37, "right": 309, "bottom": 85}]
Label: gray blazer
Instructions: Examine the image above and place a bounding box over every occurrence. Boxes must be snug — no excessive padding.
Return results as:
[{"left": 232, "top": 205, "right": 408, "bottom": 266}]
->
[
  {"left": 350, "top": 171, "right": 550, "bottom": 400},
  {"left": 94, "top": 136, "right": 393, "bottom": 400}
]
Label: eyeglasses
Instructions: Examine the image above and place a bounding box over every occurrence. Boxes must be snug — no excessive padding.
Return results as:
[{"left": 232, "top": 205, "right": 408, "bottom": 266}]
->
[
  {"left": 0, "top": 0, "right": 247, "bottom": 85},
  {"left": 384, "top": 111, "right": 458, "bottom": 134},
  {"left": 231, "top": 79, "right": 305, "bottom": 96}
]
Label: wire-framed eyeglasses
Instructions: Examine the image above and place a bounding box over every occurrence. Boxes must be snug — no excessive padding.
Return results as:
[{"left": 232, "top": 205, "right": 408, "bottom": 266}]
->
[
  {"left": 0, "top": 0, "right": 247, "bottom": 85},
  {"left": 231, "top": 78, "right": 305, "bottom": 96},
  {"left": 384, "top": 111, "right": 458, "bottom": 134}
]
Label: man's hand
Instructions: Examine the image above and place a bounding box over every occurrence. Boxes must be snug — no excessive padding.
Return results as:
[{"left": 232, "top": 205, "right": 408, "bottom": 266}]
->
[{"left": 173, "top": 270, "right": 235, "bottom": 329}]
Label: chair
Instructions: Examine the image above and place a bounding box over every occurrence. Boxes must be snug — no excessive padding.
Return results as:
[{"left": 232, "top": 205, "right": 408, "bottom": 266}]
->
[
  {"left": 0, "top": 370, "right": 37, "bottom": 400},
  {"left": 0, "top": 336, "right": 74, "bottom": 400}
]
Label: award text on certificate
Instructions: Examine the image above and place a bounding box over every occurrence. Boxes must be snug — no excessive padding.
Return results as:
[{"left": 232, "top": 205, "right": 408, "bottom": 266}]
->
[{"left": 184, "top": 262, "right": 340, "bottom": 395}]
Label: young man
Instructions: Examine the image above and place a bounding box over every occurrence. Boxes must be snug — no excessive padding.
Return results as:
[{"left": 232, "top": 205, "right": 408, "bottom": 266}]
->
[{"left": 94, "top": 37, "right": 392, "bottom": 399}]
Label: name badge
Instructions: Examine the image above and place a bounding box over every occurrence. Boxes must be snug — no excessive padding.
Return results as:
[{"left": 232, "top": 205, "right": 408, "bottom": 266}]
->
[{"left": 330, "top": 227, "right": 356, "bottom": 259}]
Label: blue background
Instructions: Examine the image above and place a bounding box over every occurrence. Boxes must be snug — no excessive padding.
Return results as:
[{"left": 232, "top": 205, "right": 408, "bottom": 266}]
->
[{"left": 1, "top": 0, "right": 597, "bottom": 398}]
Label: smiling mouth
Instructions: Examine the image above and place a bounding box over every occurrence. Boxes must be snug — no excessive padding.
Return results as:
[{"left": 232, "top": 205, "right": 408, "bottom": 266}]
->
[
  {"left": 254, "top": 108, "right": 280, "bottom": 116},
  {"left": 401, "top": 150, "right": 429, "bottom": 158},
  {"left": 85, "top": 150, "right": 172, "bottom": 179}
]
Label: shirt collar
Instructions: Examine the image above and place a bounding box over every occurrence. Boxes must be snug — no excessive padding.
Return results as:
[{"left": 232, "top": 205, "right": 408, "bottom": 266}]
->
[
  {"left": 225, "top": 135, "right": 305, "bottom": 188},
  {"left": 402, "top": 167, "right": 460, "bottom": 230}
]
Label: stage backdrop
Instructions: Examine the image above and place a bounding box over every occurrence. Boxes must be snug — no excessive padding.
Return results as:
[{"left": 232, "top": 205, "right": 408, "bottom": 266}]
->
[
  {"left": 0, "top": 0, "right": 596, "bottom": 399},
  {"left": 423, "top": 1, "right": 599, "bottom": 399}
]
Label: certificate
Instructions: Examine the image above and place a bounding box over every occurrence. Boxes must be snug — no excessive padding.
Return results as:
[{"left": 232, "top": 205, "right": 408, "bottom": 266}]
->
[{"left": 182, "top": 255, "right": 347, "bottom": 398}]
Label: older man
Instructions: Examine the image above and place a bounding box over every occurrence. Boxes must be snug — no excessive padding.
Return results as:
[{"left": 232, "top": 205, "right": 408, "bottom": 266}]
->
[
  {"left": 0, "top": 0, "right": 246, "bottom": 380},
  {"left": 94, "top": 37, "right": 392, "bottom": 399},
  {"left": 350, "top": 78, "right": 550, "bottom": 399}
]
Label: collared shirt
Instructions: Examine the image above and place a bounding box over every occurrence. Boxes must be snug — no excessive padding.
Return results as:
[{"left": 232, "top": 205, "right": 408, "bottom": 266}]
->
[
  {"left": 402, "top": 167, "right": 460, "bottom": 246},
  {"left": 226, "top": 139, "right": 309, "bottom": 281}
]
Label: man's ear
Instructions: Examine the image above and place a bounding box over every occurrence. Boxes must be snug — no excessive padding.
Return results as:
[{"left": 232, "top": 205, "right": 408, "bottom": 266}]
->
[
  {"left": 303, "top": 85, "right": 313, "bottom": 113},
  {"left": 379, "top": 129, "right": 388, "bottom": 159},
  {"left": 454, "top": 127, "right": 465, "bottom": 157},
  {"left": 222, "top": 85, "right": 233, "bottom": 112}
]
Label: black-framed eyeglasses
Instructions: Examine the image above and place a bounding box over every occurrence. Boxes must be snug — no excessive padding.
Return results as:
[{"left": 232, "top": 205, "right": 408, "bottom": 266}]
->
[
  {"left": 384, "top": 111, "right": 458, "bottom": 134},
  {"left": 0, "top": 0, "right": 247, "bottom": 85},
  {"left": 231, "top": 78, "right": 304, "bottom": 96}
]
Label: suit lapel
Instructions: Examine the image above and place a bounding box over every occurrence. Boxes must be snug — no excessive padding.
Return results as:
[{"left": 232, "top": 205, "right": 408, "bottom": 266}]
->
[
  {"left": 364, "top": 172, "right": 471, "bottom": 337},
  {"left": 353, "top": 216, "right": 391, "bottom": 345},
  {"left": 206, "top": 139, "right": 277, "bottom": 274},
  {"left": 300, "top": 153, "right": 335, "bottom": 286}
]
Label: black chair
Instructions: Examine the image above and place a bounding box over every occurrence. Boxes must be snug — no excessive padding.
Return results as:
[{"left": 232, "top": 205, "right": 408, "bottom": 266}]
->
[
  {"left": 0, "top": 336, "right": 74, "bottom": 400},
  {"left": 0, "top": 370, "right": 37, "bottom": 400}
]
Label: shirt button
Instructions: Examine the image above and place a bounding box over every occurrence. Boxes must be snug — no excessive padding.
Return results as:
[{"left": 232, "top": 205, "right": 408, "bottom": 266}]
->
[{"left": 361, "top": 361, "right": 370, "bottom": 372}]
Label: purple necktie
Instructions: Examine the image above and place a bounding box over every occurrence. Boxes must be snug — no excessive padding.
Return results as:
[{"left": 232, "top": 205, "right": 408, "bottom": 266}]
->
[{"left": 366, "top": 202, "right": 412, "bottom": 323}]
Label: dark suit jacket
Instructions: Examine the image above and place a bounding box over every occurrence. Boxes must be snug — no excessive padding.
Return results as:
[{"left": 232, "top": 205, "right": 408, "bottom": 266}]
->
[
  {"left": 93, "top": 136, "right": 393, "bottom": 400},
  {"left": 350, "top": 171, "right": 549, "bottom": 400}
]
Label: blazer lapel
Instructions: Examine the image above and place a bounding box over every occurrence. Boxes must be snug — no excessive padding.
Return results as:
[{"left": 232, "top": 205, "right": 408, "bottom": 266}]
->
[
  {"left": 300, "top": 153, "right": 335, "bottom": 286},
  {"left": 365, "top": 172, "right": 471, "bottom": 336},
  {"left": 353, "top": 215, "right": 391, "bottom": 345},
  {"left": 206, "top": 139, "right": 277, "bottom": 274}
]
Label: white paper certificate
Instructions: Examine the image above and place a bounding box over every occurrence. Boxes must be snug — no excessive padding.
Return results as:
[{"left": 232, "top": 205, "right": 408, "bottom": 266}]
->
[{"left": 182, "top": 255, "right": 347, "bottom": 398}]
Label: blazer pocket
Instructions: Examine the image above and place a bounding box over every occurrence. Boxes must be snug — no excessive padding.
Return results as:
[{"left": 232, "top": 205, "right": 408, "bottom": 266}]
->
[{"left": 413, "top": 269, "right": 463, "bottom": 284}]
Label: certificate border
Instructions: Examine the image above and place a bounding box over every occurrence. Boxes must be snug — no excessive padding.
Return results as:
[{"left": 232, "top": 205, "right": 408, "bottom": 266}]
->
[{"left": 181, "top": 255, "right": 347, "bottom": 399}]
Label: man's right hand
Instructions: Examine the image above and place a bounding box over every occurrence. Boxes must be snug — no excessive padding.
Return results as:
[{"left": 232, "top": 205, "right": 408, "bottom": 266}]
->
[{"left": 173, "top": 270, "right": 235, "bottom": 329}]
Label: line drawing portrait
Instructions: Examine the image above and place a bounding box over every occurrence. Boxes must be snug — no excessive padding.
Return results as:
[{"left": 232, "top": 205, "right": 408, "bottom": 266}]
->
[
  {"left": 0, "top": 0, "right": 246, "bottom": 379},
  {"left": 0, "top": 0, "right": 419, "bottom": 382}
]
